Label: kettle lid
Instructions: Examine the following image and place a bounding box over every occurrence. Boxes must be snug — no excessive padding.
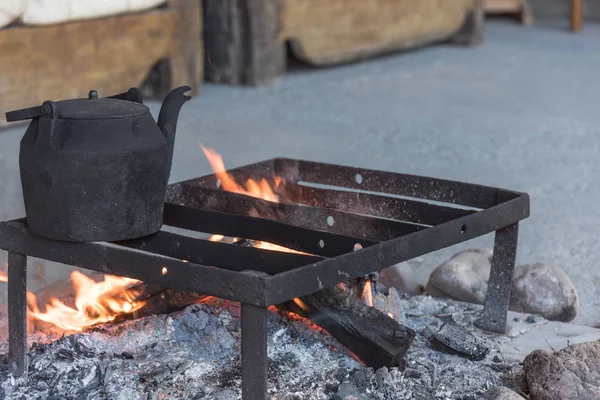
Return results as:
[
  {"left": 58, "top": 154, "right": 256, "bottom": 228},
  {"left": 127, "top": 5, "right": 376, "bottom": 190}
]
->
[
  {"left": 56, "top": 97, "right": 149, "bottom": 120},
  {"left": 6, "top": 89, "right": 149, "bottom": 122}
]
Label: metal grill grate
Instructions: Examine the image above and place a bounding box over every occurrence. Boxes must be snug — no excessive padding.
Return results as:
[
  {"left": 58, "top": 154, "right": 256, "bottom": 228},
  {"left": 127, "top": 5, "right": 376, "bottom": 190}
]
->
[{"left": 0, "top": 158, "right": 529, "bottom": 399}]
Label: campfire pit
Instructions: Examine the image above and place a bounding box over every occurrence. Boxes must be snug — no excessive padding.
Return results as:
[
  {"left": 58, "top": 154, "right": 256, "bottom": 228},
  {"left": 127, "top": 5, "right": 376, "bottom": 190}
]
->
[{"left": 0, "top": 157, "right": 529, "bottom": 399}]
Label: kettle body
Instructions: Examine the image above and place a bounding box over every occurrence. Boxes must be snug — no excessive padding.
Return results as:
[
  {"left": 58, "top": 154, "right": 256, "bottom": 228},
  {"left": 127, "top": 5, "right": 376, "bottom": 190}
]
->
[{"left": 7, "top": 86, "right": 191, "bottom": 242}]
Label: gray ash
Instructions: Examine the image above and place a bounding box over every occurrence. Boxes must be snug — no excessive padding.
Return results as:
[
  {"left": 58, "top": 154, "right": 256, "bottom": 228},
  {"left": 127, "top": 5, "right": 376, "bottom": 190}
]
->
[{"left": 0, "top": 296, "right": 522, "bottom": 399}]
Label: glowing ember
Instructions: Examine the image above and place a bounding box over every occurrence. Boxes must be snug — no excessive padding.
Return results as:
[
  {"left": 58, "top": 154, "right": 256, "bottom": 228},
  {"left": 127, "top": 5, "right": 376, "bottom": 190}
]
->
[
  {"left": 26, "top": 271, "right": 145, "bottom": 332},
  {"left": 268, "top": 306, "right": 326, "bottom": 334},
  {"left": 292, "top": 297, "right": 309, "bottom": 311},
  {"left": 201, "top": 145, "right": 281, "bottom": 203}
]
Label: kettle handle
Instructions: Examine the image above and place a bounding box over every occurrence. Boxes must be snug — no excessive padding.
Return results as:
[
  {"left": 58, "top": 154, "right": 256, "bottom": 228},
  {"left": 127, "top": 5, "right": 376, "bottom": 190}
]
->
[
  {"left": 106, "top": 87, "right": 144, "bottom": 104},
  {"left": 6, "top": 105, "right": 43, "bottom": 122},
  {"left": 6, "top": 99, "right": 59, "bottom": 122},
  {"left": 36, "top": 101, "right": 61, "bottom": 150}
]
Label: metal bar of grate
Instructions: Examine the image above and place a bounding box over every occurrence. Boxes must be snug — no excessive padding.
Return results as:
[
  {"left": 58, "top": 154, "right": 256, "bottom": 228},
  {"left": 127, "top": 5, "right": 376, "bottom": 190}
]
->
[
  {"left": 275, "top": 182, "right": 477, "bottom": 226},
  {"left": 7, "top": 252, "right": 27, "bottom": 376},
  {"left": 241, "top": 303, "right": 268, "bottom": 400},
  {"left": 116, "top": 230, "right": 323, "bottom": 275},
  {"left": 171, "top": 184, "right": 426, "bottom": 241},
  {"left": 0, "top": 220, "right": 269, "bottom": 305},
  {"left": 163, "top": 203, "right": 377, "bottom": 257},
  {"left": 264, "top": 195, "right": 529, "bottom": 305},
  {"left": 477, "top": 223, "right": 519, "bottom": 333},
  {"left": 273, "top": 158, "right": 520, "bottom": 208}
]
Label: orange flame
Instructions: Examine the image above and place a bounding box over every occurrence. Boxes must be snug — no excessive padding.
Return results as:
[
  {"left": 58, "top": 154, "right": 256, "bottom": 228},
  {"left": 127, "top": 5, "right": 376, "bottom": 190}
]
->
[
  {"left": 0, "top": 263, "right": 145, "bottom": 333},
  {"left": 292, "top": 297, "right": 309, "bottom": 311},
  {"left": 0, "top": 263, "right": 7, "bottom": 282},
  {"left": 252, "top": 240, "right": 308, "bottom": 254},
  {"left": 26, "top": 271, "right": 145, "bottom": 332},
  {"left": 362, "top": 280, "right": 374, "bottom": 307},
  {"left": 208, "top": 234, "right": 308, "bottom": 255},
  {"left": 268, "top": 305, "right": 326, "bottom": 334},
  {"left": 201, "top": 147, "right": 305, "bottom": 253},
  {"left": 201, "top": 145, "right": 281, "bottom": 203},
  {"left": 209, "top": 234, "right": 225, "bottom": 242}
]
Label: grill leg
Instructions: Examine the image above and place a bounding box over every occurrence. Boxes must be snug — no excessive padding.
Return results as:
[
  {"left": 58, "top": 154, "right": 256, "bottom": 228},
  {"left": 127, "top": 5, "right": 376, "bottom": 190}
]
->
[
  {"left": 241, "top": 303, "right": 268, "bottom": 400},
  {"left": 478, "top": 223, "right": 519, "bottom": 334},
  {"left": 8, "top": 252, "right": 28, "bottom": 377}
]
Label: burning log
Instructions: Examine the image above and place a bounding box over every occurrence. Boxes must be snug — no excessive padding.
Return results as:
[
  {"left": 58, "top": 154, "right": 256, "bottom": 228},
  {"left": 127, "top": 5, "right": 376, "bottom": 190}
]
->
[
  {"left": 129, "top": 283, "right": 206, "bottom": 319},
  {"left": 278, "top": 285, "right": 416, "bottom": 369}
]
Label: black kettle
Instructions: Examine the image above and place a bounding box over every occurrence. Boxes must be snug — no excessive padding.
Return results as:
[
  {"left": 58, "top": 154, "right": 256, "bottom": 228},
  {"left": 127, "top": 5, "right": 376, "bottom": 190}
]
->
[{"left": 5, "top": 86, "right": 191, "bottom": 242}]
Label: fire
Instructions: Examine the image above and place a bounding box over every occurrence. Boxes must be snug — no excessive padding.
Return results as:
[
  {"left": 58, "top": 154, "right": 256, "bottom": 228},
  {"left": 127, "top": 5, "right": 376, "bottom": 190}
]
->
[
  {"left": 253, "top": 240, "right": 308, "bottom": 254},
  {"left": 201, "top": 145, "right": 281, "bottom": 202},
  {"left": 362, "top": 280, "right": 374, "bottom": 307},
  {"left": 209, "top": 234, "right": 225, "bottom": 242},
  {"left": 268, "top": 305, "right": 326, "bottom": 334},
  {"left": 0, "top": 263, "right": 145, "bottom": 333},
  {"left": 292, "top": 297, "right": 309, "bottom": 311},
  {"left": 26, "top": 271, "right": 145, "bottom": 332},
  {"left": 208, "top": 234, "right": 309, "bottom": 255},
  {"left": 201, "top": 146, "right": 311, "bottom": 255}
]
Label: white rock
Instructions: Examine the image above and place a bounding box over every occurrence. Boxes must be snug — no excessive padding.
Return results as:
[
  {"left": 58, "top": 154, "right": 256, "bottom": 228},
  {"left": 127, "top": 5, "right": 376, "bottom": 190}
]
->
[
  {"left": 510, "top": 263, "right": 579, "bottom": 322},
  {"left": 425, "top": 249, "right": 493, "bottom": 304},
  {"left": 378, "top": 262, "right": 423, "bottom": 294}
]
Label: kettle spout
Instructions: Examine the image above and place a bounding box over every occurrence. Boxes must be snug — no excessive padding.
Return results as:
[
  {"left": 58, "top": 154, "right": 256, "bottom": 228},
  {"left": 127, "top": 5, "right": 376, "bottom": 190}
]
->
[{"left": 157, "top": 86, "right": 192, "bottom": 175}]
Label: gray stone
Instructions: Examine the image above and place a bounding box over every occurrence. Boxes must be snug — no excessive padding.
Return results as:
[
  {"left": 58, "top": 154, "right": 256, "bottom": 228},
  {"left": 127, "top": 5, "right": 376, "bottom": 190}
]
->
[
  {"left": 378, "top": 262, "right": 424, "bottom": 294},
  {"left": 510, "top": 263, "right": 579, "bottom": 322},
  {"left": 425, "top": 249, "right": 493, "bottom": 304},
  {"left": 523, "top": 340, "right": 600, "bottom": 400},
  {"left": 480, "top": 386, "right": 525, "bottom": 400}
]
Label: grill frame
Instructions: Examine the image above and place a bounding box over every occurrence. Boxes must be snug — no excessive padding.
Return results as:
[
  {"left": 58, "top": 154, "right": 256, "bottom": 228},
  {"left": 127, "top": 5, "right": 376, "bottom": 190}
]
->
[{"left": 0, "top": 157, "right": 529, "bottom": 399}]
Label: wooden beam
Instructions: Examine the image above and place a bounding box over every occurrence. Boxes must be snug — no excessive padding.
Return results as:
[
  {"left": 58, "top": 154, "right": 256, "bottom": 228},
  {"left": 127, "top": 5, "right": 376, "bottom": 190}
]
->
[
  {"left": 0, "top": 0, "right": 203, "bottom": 126},
  {"left": 283, "top": 0, "right": 478, "bottom": 66}
]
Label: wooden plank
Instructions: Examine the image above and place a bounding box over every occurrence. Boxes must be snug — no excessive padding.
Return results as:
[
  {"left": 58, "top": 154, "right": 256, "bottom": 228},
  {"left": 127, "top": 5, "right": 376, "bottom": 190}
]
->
[
  {"left": 282, "top": 0, "right": 477, "bottom": 66},
  {"left": 0, "top": 0, "right": 202, "bottom": 126}
]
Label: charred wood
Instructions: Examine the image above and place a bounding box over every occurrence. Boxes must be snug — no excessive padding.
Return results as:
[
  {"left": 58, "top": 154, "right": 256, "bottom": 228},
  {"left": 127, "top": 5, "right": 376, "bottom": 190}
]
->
[{"left": 278, "top": 285, "right": 416, "bottom": 369}]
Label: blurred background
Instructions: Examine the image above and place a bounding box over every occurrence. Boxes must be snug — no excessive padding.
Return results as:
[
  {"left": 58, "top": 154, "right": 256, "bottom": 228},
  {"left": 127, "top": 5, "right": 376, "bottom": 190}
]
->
[{"left": 0, "top": 0, "right": 598, "bottom": 326}]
